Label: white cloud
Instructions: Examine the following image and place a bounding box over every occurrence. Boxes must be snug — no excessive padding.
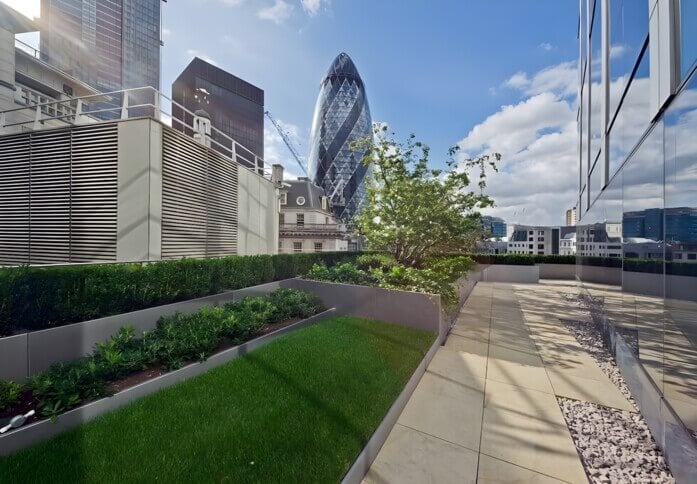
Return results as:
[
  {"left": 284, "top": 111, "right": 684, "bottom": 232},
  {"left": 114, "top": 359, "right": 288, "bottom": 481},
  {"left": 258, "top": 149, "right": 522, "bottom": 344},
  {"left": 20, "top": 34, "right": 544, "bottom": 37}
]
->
[
  {"left": 257, "top": 0, "right": 293, "bottom": 24},
  {"left": 301, "top": 0, "right": 326, "bottom": 16},
  {"left": 609, "top": 44, "right": 627, "bottom": 59},
  {"left": 539, "top": 42, "right": 554, "bottom": 51},
  {"left": 186, "top": 49, "right": 218, "bottom": 66},
  {"left": 217, "top": 0, "right": 245, "bottom": 5},
  {"left": 162, "top": 28, "right": 171, "bottom": 37},
  {"left": 503, "top": 61, "right": 578, "bottom": 98}
]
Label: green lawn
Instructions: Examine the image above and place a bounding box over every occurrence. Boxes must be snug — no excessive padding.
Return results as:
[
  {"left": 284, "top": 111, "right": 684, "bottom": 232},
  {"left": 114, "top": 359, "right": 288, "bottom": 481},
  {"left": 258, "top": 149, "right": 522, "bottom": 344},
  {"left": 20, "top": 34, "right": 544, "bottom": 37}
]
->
[{"left": 0, "top": 316, "right": 434, "bottom": 483}]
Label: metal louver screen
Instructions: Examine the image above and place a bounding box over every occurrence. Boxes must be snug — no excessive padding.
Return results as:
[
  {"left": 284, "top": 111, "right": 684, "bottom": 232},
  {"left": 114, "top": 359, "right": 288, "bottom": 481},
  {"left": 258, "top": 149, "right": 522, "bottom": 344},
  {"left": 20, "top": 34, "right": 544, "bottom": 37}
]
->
[
  {"left": 161, "top": 129, "right": 238, "bottom": 259},
  {"left": 0, "top": 124, "right": 118, "bottom": 265}
]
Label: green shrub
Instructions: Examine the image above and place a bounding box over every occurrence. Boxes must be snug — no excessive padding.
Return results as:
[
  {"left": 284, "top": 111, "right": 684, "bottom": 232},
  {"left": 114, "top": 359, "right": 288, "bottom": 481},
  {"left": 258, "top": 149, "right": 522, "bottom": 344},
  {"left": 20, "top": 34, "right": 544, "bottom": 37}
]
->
[
  {"left": 0, "top": 380, "right": 23, "bottom": 411},
  {"left": 0, "top": 252, "right": 356, "bottom": 335},
  {"left": 4, "top": 289, "right": 325, "bottom": 420},
  {"left": 306, "top": 263, "right": 375, "bottom": 286},
  {"left": 356, "top": 253, "right": 397, "bottom": 272}
]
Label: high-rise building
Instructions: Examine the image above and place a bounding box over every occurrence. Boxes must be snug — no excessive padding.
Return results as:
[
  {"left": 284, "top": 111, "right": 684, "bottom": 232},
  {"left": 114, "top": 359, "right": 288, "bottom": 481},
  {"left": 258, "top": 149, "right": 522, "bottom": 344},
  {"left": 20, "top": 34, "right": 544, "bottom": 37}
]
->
[
  {"left": 308, "top": 52, "right": 372, "bottom": 221},
  {"left": 576, "top": 1, "right": 697, "bottom": 476},
  {"left": 565, "top": 207, "right": 577, "bottom": 226},
  {"left": 172, "top": 57, "right": 264, "bottom": 169},
  {"left": 481, "top": 216, "right": 507, "bottom": 238},
  {"left": 39, "top": 0, "right": 161, "bottom": 93}
]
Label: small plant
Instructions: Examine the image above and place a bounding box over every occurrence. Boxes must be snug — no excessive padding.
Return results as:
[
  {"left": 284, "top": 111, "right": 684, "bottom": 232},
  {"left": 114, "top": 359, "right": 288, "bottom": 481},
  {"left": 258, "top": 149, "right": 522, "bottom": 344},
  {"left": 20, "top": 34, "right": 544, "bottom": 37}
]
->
[
  {"left": 356, "top": 253, "right": 397, "bottom": 272},
  {"left": 0, "top": 380, "right": 23, "bottom": 411}
]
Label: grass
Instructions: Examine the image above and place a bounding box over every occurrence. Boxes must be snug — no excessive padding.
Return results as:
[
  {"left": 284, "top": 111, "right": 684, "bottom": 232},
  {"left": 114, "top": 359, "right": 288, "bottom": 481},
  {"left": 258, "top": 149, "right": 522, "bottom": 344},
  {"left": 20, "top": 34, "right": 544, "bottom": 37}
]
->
[{"left": 0, "top": 316, "right": 435, "bottom": 483}]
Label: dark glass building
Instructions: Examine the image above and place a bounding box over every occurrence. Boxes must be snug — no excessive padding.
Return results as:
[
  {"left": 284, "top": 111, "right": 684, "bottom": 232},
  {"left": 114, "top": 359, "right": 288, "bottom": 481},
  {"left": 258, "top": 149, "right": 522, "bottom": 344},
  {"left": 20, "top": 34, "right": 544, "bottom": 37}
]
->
[
  {"left": 481, "top": 215, "right": 507, "bottom": 238},
  {"left": 39, "top": 0, "right": 161, "bottom": 93},
  {"left": 172, "top": 57, "right": 264, "bottom": 168},
  {"left": 308, "top": 52, "right": 372, "bottom": 221}
]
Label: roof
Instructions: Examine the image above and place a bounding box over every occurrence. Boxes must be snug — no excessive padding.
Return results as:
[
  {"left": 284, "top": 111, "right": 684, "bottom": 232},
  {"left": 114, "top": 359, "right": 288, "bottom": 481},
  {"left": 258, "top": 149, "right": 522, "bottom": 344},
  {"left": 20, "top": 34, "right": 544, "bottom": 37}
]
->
[
  {"left": 0, "top": 3, "right": 38, "bottom": 33},
  {"left": 324, "top": 52, "right": 363, "bottom": 84},
  {"left": 283, "top": 178, "right": 329, "bottom": 210}
]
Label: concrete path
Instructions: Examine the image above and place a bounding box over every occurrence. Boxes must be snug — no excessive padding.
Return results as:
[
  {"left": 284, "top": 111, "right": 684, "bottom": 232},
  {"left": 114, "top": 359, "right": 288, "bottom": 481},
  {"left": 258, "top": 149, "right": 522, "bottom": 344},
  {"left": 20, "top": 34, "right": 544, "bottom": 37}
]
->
[{"left": 365, "top": 281, "right": 635, "bottom": 484}]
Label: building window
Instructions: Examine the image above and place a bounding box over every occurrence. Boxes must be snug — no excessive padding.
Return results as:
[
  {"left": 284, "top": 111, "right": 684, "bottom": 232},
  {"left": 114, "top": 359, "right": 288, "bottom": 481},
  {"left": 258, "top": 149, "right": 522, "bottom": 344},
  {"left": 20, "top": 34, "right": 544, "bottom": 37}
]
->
[
  {"left": 293, "top": 242, "right": 302, "bottom": 253},
  {"left": 280, "top": 192, "right": 287, "bottom": 205},
  {"left": 675, "top": 253, "right": 683, "bottom": 260},
  {"left": 689, "top": 254, "right": 697, "bottom": 261},
  {"left": 325, "top": 217, "right": 329, "bottom": 224},
  {"left": 296, "top": 213, "right": 304, "bottom": 226},
  {"left": 296, "top": 196, "right": 306, "bottom": 206},
  {"left": 321, "top": 197, "right": 327, "bottom": 210},
  {"left": 529, "top": 244, "right": 533, "bottom": 249},
  {"left": 538, "top": 237, "right": 544, "bottom": 241},
  {"left": 314, "top": 242, "right": 323, "bottom": 252},
  {"left": 538, "top": 244, "right": 544, "bottom": 250},
  {"left": 279, "top": 213, "right": 285, "bottom": 225}
]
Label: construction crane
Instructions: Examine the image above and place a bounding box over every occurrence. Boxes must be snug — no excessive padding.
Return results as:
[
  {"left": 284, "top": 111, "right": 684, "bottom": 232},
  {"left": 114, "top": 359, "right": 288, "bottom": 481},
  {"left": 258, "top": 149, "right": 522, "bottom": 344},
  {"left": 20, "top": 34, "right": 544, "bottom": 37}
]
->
[{"left": 264, "top": 111, "right": 309, "bottom": 178}]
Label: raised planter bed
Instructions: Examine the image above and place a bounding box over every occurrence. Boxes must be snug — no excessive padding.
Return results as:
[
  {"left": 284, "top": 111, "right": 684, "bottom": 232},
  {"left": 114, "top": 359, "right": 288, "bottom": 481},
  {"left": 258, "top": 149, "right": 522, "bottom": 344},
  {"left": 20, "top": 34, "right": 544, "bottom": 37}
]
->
[{"left": 0, "top": 308, "right": 336, "bottom": 456}]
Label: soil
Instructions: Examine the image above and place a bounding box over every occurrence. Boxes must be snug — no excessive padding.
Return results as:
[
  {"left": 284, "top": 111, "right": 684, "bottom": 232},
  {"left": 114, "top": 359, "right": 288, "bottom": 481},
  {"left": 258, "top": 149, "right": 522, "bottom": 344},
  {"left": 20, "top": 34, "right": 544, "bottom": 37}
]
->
[{"left": 0, "top": 316, "right": 309, "bottom": 433}]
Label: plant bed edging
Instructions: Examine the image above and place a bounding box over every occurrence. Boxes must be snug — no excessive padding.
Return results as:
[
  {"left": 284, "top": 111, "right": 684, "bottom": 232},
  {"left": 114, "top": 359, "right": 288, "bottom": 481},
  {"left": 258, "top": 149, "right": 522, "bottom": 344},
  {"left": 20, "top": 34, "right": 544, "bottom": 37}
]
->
[
  {"left": 0, "top": 308, "right": 336, "bottom": 457},
  {"left": 341, "top": 331, "right": 441, "bottom": 484}
]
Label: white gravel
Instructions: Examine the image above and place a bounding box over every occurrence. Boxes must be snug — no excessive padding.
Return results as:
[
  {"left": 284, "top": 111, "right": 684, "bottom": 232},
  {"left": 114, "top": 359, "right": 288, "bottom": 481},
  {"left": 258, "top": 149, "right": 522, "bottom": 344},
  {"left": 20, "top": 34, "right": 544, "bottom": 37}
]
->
[
  {"left": 559, "top": 397, "right": 674, "bottom": 484},
  {"left": 557, "top": 292, "right": 676, "bottom": 483},
  {"left": 560, "top": 318, "right": 637, "bottom": 407}
]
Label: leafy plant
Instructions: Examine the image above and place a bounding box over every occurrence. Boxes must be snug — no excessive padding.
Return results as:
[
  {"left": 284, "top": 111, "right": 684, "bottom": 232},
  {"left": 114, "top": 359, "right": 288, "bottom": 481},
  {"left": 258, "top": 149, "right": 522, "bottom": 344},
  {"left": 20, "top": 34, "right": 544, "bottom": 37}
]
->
[{"left": 0, "top": 380, "right": 23, "bottom": 411}]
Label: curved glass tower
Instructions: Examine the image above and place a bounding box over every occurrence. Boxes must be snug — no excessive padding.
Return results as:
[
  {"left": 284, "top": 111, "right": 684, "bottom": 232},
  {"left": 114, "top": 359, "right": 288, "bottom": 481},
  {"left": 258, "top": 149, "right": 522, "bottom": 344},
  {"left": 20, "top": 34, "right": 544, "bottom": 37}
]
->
[{"left": 308, "top": 52, "right": 372, "bottom": 220}]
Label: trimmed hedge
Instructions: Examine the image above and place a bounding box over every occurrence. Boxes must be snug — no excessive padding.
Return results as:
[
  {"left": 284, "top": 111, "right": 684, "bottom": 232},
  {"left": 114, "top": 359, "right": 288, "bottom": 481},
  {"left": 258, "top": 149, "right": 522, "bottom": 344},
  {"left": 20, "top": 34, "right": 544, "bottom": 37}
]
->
[
  {"left": 0, "top": 252, "right": 358, "bottom": 336},
  {"left": 468, "top": 254, "right": 577, "bottom": 265}
]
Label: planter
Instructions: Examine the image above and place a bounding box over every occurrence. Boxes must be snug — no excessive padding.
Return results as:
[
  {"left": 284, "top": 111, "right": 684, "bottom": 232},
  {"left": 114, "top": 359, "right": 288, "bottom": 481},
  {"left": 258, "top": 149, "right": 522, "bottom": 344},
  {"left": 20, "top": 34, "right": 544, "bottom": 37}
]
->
[
  {"left": 281, "top": 279, "right": 445, "bottom": 342},
  {"left": 0, "top": 280, "right": 291, "bottom": 381},
  {"left": 0, "top": 308, "right": 336, "bottom": 456}
]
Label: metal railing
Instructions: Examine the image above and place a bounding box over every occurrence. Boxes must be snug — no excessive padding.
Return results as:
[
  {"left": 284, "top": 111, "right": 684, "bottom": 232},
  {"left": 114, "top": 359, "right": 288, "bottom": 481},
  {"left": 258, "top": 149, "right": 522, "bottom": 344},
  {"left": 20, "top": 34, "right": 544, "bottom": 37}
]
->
[{"left": 0, "top": 86, "right": 273, "bottom": 178}]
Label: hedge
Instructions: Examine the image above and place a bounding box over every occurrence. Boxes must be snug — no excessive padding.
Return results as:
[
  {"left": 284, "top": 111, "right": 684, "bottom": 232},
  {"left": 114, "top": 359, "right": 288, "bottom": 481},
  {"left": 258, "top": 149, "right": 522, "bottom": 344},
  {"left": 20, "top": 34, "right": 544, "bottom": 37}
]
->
[
  {"left": 0, "top": 252, "right": 359, "bottom": 336},
  {"left": 467, "top": 254, "right": 577, "bottom": 265}
]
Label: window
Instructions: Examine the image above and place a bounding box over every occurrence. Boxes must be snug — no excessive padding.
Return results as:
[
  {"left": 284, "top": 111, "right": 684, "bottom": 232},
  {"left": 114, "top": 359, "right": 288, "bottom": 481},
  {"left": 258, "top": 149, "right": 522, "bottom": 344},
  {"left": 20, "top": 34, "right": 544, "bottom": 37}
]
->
[
  {"left": 296, "top": 214, "right": 304, "bottom": 226},
  {"left": 325, "top": 217, "right": 329, "bottom": 224},
  {"left": 538, "top": 230, "right": 544, "bottom": 236},
  {"left": 528, "top": 231, "right": 533, "bottom": 235},
  {"left": 293, "top": 242, "right": 302, "bottom": 253},
  {"left": 538, "top": 237, "right": 544, "bottom": 242},
  {"left": 538, "top": 244, "right": 544, "bottom": 250},
  {"left": 689, "top": 254, "right": 697, "bottom": 261},
  {"left": 321, "top": 197, "right": 327, "bottom": 210},
  {"left": 529, "top": 237, "right": 533, "bottom": 242},
  {"left": 681, "top": 0, "right": 697, "bottom": 79},
  {"left": 280, "top": 192, "right": 287, "bottom": 205},
  {"left": 314, "top": 242, "right": 323, "bottom": 252},
  {"left": 296, "top": 196, "right": 306, "bottom": 206},
  {"left": 529, "top": 244, "right": 533, "bottom": 249},
  {"left": 538, "top": 251, "right": 544, "bottom": 255},
  {"left": 279, "top": 213, "right": 285, "bottom": 225}
]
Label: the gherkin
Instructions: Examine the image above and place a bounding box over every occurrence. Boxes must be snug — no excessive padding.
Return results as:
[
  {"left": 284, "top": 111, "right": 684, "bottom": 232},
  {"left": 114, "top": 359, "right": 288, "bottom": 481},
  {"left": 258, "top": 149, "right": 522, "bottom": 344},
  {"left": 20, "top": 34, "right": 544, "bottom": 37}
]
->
[{"left": 308, "top": 52, "right": 372, "bottom": 221}]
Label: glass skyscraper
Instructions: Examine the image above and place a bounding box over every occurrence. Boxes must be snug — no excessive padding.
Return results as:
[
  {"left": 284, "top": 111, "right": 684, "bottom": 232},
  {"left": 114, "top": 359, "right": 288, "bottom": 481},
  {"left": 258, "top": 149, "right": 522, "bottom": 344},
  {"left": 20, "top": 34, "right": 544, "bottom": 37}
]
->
[
  {"left": 308, "top": 52, "right": 372, "bottom": 221},
  {"left": 576, "top": 1, "right": 697, "bottom": 478},
  {"left": 40, "top": 0, "right": 161, "bottom": 93}
]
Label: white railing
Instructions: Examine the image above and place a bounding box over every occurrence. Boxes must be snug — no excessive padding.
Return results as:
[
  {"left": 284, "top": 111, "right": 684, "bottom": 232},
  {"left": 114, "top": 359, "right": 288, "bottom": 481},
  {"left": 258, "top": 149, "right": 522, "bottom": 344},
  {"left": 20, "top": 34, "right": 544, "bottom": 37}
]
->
[{"left": 0, "top": 86, "right": 272, "bottom": 178}]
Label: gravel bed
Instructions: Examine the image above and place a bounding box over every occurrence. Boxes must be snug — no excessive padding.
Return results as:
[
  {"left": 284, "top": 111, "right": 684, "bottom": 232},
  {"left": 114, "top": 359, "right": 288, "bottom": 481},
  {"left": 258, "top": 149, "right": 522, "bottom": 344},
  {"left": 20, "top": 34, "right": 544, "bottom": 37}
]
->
[
  {"left": 559, "top": 318, "right": 637, "bottom": 407},
  {"left": 559, "top": 397, "right": 674, "bottom": 484}
]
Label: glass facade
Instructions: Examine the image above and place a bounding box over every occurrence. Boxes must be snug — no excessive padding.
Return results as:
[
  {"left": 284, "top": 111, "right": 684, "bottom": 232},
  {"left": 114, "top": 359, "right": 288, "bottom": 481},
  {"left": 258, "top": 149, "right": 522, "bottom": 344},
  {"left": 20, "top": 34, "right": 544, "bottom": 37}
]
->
[
  {"left": 40, "top": 0, "right": 161, "bottom": 93},
  {"left": 172, "top": 57, "right": 265, "bottom": 165},
  {"left": 577, "top": 1, "right": 697, "bottom": 476},
  {"left": 307, "top": 53, "right": 372, "bottom": 221}
]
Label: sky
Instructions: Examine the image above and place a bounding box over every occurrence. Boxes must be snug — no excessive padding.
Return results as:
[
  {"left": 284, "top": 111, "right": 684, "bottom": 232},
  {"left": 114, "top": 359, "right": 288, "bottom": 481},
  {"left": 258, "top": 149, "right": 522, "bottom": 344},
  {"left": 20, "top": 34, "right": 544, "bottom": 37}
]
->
[{"left": 3, "top": 0, "right": 583, "bottom": 226}]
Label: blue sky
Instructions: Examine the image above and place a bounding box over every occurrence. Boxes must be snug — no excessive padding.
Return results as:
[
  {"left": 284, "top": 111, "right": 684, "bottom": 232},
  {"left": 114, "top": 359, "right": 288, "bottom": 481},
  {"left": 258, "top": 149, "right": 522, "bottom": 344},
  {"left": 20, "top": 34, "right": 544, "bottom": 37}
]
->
[{"left": 4, "top": 0, "right": 583, "bottom": 225}]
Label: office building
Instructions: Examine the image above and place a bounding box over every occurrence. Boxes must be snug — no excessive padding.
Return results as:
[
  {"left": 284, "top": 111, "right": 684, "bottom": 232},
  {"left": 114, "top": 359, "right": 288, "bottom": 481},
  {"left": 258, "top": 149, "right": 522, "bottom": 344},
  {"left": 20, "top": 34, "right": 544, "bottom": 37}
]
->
[
  {"left": 39, "top": 0, "right": 161, "bottom": 93},
  {"left": 507, "top": 225, "right": 561, "bottom": 255},
  {"left": 565, "top": 207, "right": 577, "bottom": 226},
  {"left": 278, "top": 172, "right": 348, "bottom": 254},
  {"left": 481, "top": 216, "right": 507, "bottom": 239},
  {"left": 576, "top": 0, "right": 697, "bottom": 476},
  {"left": 172, "top": 57, "right": 264, "bottom": 170},
  {"left": 1, "top": 3, "right": 103, "bottom": 131},
  {"left": 308, "top": 52, "right": 372, "bottom": 221}
]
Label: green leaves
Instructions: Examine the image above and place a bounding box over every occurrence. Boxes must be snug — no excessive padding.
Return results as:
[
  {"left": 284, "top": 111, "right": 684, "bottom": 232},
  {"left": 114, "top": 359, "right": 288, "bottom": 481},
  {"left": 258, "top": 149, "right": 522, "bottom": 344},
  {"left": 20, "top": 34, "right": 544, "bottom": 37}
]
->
[
  {"left": 353, "top": 127, "right": 500, "bottom": 267},
  {"left": 0, "top": 380, "right": 23, "bottom": 411}
]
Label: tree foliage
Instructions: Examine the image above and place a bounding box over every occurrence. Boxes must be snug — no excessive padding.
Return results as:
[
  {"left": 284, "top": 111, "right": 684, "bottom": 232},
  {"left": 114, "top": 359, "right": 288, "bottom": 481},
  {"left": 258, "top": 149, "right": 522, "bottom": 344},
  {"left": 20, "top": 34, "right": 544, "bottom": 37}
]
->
[{"left": 354, "top": 126, "right": 499, "bottom": 267}]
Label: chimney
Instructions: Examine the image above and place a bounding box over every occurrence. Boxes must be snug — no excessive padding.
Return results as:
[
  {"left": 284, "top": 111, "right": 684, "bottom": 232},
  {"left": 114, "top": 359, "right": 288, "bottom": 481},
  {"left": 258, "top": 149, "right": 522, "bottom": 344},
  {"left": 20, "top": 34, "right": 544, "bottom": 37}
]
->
[{"left": 271, "top": 164, "right": 284, "bottom": 186}]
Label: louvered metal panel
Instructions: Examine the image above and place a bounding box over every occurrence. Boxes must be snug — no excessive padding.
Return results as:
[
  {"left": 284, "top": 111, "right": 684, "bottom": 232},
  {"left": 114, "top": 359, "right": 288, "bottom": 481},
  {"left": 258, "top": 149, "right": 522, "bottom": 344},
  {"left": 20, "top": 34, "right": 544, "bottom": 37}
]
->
[
  {"left": 70, "top": 124, "right": 118, "bottom": 262},
  {"left": 161, "top": 128, "right": 238, "bottom": 259},
  {"left": 0, "top": 124, "right": 118, "bottom": 265},
  {"left": 0, "top": 135, "right": 30, "bottom": 265},
  {"left": 29, "top": 130, "right": 71, "bottom": 264}
]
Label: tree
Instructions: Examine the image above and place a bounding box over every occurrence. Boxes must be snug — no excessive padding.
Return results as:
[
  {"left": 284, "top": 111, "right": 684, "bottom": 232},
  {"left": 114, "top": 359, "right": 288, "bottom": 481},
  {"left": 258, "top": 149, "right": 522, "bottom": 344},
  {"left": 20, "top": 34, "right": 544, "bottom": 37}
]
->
[{"left": 353, "top": 126, "right": 499, "bottom": 267}]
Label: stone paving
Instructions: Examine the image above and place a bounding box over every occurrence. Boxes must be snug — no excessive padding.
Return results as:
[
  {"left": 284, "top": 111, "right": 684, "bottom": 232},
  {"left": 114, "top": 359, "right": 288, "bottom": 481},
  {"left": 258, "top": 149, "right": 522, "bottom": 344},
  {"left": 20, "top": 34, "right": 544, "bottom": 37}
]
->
[{"left": 364, "top": 281, "right": 637, "bottom": 484}]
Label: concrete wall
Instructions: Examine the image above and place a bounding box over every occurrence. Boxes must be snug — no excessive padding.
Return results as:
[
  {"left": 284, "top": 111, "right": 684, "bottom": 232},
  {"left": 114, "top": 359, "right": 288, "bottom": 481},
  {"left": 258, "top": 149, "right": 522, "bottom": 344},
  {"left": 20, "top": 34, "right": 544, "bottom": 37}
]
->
[
  {"left": 117, "top": 119, "right": 163, "bottom": 262},
  {"left": 237, "top": 167, "right": 278, "bottom": 255},
  {"left": 577, "top": 265, "right": 622, "bottom": 286},
  {"left": 483, "top": 265, "right": 539, "bottom": 283},
  {"left": 538, "top": 263, "right": 576, "bottom": 280}
]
